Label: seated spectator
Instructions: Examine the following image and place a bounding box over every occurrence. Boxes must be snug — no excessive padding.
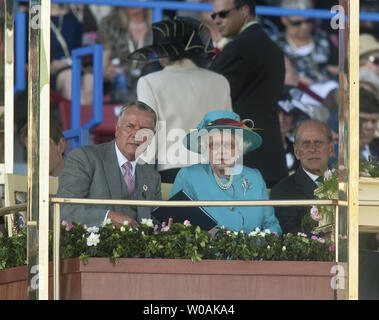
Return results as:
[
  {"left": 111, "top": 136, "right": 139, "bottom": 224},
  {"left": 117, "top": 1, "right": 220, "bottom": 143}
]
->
[
  {"left": 270, "top": 119, "right": 334, "bottom": 235},
  {"left": 277, "top": 85, "right": 311, "bottom": 174},
  {"left": 273, "top": 0, "right": 338, "bottom": 97},
  {"left": 50, "top": 4, "right": 93, "bottom": 105},
  {"left": 19, "top": 121, "right": 66, "bottom": 177},
  {"left": 360, "top": 1, "right": 379, "bottom": 39},
  {"left": 284, "top": 57, "right": 331, "bottom": 121},
  {"left": 129, "top": 16, "right": 232, "bottom": 183},
  {"left": 360, "top": 33, "right": 379, "bottom": 79},
  {"left": 170, "top": 110, "right": 282, "bottom": 235},
  {"left": 96, "top": 7, "right": 153, "bottom": 103},
  {"left": 359, "top": 88, "right": 379, "bottom": 161},
  {"left": 56, "top": 101, "right": 161, "bottom": 228},
  {"left": 69, "top": 4, "right": 98, "bottom": 47},
  {"left": 360, "top": 69, "right": 379, "bottom": 99},
  {"left": 325, "top": 88, "right": 379, "bottom": 164}
]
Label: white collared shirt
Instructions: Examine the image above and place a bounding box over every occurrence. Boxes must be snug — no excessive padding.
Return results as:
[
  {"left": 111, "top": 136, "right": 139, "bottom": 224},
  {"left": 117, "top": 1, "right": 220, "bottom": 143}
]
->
[
  {"left": 115, "top": 142, "right": 137, "bottom": 177},
  {"left": 361, "top": 144, "right": 371, "bottom": 162},
  {"left": 104, "top": 143, "right": 137, "bottom": 223},
  {"left": 302, "top": 167, "right": 321, "bottom": 184}
]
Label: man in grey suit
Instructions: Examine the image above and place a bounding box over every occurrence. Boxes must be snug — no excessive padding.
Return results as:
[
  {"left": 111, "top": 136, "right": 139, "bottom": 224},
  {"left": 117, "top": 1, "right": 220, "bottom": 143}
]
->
[{"left": 57, "top": 101, "right": 161, "bottom": 228}]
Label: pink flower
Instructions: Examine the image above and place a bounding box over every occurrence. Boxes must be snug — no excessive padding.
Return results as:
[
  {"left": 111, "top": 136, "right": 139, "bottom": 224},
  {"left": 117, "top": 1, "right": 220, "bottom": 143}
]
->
[
  {"left": 65, "top": 223, "right": 74, "bottom": 231},
  {"left": 184, "top": 220, "right": 191, "bottom": 227},
  {"left": 310, "top": 205, "right": 322, "bottom": 221},
  {"left": 297, "top": 232, "right": 307, "bottom": 238},
  {"left": 329, "top": 243, "right": 335, "bottom": 252},
  {"left": 311, "top": 235, "right": 326, "bottom": 244},
  {"left": 62, "top": 220, "right": 68, "bottom": 226},
  {"left": 161, "top": 225, "right": 170, "bottom": 232},
  {"left": 273, "top": 232, "right": 279, "bottom": 238}
]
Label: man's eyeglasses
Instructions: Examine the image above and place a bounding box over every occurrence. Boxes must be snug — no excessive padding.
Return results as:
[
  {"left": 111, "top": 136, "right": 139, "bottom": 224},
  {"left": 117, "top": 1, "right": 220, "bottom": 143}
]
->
[
  {"left": 211, "top": 7, "right": 238, "bottom": 20},
  {"left": 367, "top": 55, "right": 379, "bottom": 66},
  {"left": 288, "top": 18, "right": 313, "bottom": 27}
]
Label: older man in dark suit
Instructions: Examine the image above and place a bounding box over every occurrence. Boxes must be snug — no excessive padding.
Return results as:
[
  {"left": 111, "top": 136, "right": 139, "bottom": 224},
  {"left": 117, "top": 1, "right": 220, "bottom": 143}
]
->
[
  {"left": 57, "top": 101, "right": 161, "bottom": 228},
  {"left": 270, "top": 120, "right": 334, "bottom": 235},
  {"left": 210, "top": 0, "right": 287, "bottom": 187}
]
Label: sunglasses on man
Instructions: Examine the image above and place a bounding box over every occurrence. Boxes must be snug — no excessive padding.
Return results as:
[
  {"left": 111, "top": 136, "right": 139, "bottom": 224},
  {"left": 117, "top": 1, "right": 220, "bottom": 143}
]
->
[
  {"left": 211, "top": 7, "right": 239, "bottom": 20},
  {"left": 288, "top": 18, "right": 313, "bottom": 27}
]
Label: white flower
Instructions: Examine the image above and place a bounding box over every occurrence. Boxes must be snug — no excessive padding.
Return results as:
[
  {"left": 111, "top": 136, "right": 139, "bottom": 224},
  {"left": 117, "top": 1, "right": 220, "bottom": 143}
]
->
[
  {"left": 87, "top": 232, "right": 100, "bottom": 247},
  {"left": 267, "top": 245, "right": 271, "bottom": 249},
  {"left": 264, "top": 229, "right": 271, "bottom": 234},
  {"left": 249, "top": 231, "right": 258, "bottom": 237},
  {"left": 324, "top": 169, "right": 333, "bottom": 180},
  {"left": 226, "top": 230, "right": 231, "bottom": 235},
  {"left": 233, "top": 231, "right": 239, "bottom": 236},
  {"left": 141, "top": 218, "right": 154, "bottom": 228},
  {"left": 240, "top": 230, "right": 244, "bottom": 234},
  {"left": 255, "top": 227, "right": 260, "bottom": 233},
  {"left": 123, "top": 220, "right": 129, "bottom": 226},
  {"left": 282, "top": 246, "right": 287, "bottom": 252},
  {"left": 102, "top": 219, "right": 112, "bottom": 227},
  {"left": 120, "top": 226, "right": 126, "bottom": 232},
  {"left": 87, "top": 226, "right": 99, "bottom": 234},
  {"left": 259, "top": 232, "right": 266, "bottom": 237}
]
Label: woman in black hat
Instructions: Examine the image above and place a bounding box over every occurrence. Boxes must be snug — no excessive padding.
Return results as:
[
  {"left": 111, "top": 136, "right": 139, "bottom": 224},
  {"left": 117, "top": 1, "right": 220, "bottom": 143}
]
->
[{"left": 128, "top": 17, "right": 232, "bottom": 183}]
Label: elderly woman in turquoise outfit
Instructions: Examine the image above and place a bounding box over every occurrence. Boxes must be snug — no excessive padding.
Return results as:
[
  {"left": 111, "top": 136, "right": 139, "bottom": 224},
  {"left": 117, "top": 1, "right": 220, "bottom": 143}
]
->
[{"left": 170, "top": 110, "right": 282, "bottom": 235}]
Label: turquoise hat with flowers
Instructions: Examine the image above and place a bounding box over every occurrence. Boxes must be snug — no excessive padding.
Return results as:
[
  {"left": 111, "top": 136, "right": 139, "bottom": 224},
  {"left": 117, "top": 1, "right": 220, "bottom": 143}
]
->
[{"left": 184, "top": 110, "right": 263, "bottom": 154}]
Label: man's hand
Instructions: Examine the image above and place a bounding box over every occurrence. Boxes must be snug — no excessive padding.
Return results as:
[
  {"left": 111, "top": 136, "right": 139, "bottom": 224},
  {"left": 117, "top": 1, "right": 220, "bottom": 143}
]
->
[{"left": 108, "top": 211, "right": 139, "bottom": 228}]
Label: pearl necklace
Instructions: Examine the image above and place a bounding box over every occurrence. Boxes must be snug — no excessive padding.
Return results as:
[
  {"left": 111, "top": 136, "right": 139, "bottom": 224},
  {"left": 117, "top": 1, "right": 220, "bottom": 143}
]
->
[{"left": 213, "top": 170, "right": 233, "bottom": 190}]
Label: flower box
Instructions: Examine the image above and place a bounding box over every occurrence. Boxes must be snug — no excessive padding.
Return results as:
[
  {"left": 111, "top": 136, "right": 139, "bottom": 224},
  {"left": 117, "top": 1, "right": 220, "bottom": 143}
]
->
[
  {"left": 359, "top": 177, "right": 379, "bottom": 232},
  {"left": 0, "top": 258, "right": 336, "bottom": 300}
]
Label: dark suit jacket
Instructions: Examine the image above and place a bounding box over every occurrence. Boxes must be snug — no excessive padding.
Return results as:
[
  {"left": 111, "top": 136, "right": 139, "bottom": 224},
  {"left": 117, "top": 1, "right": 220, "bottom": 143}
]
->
[
  {"left": 57, "top": 140, "right": 161, "bottom": 227},
  {"left": 210, "top": 23, "right": 287, "bottom": 187},
  {"left": 270, "top": 167, "right": 318, "bottom": 235},
  {"left": 370, "top": 138, "right": 379, "bottom": 158}
]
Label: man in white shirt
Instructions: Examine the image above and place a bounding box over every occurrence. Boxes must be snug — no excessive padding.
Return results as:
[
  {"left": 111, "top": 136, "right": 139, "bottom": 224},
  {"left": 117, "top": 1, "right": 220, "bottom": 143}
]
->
[
  {"left": 270, "top": 120, "right": 334, "bottom": 234},
  {"left": 57, "top": 101, "right": 161, "bottom": 228}
]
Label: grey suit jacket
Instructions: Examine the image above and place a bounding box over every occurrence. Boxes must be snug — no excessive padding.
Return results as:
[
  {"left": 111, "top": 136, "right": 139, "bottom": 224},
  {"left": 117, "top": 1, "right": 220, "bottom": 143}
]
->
[{"left": 57, "top": 140, "right": 161, "bottom": 227}]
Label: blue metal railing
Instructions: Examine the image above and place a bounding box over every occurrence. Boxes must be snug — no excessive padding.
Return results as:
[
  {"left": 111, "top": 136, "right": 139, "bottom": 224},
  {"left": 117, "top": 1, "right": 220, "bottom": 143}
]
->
[
  {"left": 14, "top": 0, "right": 379, "bottom": 147},
  {"left": 63, "top": 45, "right": 103, "bottom": 149}
]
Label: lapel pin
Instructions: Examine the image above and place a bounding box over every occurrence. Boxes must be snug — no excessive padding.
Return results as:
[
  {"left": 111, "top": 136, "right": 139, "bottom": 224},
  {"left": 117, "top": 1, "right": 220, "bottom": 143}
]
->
[{"left": 142, "top": 185, "right": 148, "bottom": 199}]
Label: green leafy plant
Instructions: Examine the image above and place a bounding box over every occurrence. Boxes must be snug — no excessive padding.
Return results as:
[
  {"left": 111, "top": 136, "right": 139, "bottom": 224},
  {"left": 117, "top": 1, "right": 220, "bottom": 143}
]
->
[
  {"left": 302, "top": 158, "right": 379, "bottom": 234},
  {"left": 0, "top": 220, "right": 334, "bottom": 270}
]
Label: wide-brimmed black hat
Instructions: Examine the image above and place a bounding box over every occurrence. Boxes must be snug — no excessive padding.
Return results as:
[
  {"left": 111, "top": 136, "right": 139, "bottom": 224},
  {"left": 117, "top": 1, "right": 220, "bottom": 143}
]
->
[
  {"left": 277, "top": 85, "right": 312, "bottom": 122},
  {"left": 127, "top": 16, "right": 214, "bottom": 61}
]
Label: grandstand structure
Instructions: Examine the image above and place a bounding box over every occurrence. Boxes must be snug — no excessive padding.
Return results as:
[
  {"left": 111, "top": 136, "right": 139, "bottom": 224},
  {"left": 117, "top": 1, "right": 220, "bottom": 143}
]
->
[{"left": 0, "top": 0, "right": 377, "bottom": 300}]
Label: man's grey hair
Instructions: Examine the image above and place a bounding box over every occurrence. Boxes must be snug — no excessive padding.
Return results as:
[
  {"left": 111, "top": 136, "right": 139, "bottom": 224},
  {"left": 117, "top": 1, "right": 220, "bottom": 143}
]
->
[
  {"left": 117, "top": 101, "right": 157, "bottom": 131},
  {"left": 294, "top": 119, "right": 333, "bottom": 144}
]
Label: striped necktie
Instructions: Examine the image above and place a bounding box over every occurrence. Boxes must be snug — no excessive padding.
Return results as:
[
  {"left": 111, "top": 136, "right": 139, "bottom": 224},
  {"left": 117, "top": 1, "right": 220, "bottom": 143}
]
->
[{"left": 122, "top": 162, "right": 135, "bottom": 195}]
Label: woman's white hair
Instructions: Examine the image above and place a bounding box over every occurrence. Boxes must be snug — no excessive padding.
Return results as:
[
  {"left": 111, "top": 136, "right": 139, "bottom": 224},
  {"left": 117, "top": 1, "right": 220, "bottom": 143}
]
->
[{"left": 198, "top": 129, "right": 250, "bottom": 162}]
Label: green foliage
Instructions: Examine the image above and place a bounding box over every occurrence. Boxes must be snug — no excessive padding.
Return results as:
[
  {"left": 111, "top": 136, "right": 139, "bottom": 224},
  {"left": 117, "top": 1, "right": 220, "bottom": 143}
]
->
[
  {"left": 0, "top": 228, "right": 27, "bottom": 270},
  {"left": 360, "top": 157, "right": 379, "bottom": 177},
  {"left": 0, "top": 221, "right": 334, "bottom": 270}
]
